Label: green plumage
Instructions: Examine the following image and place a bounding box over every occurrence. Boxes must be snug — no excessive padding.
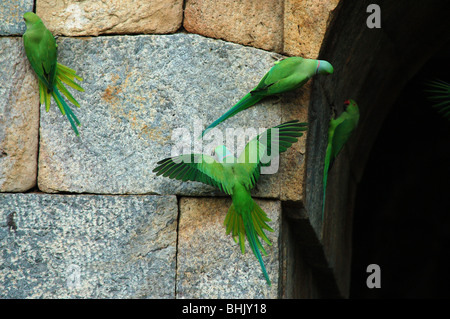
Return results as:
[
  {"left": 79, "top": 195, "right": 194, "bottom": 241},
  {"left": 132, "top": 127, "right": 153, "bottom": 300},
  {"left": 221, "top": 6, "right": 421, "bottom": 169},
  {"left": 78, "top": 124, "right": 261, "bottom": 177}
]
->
[
  {"left": 424, "top": 79, "right": 450, "bottom": 120},
  {"left": 322, "top": 100, "right": 359, "bottom": 218},
  {"left": 154, "top": 120, "right": 308, "bottom": 285},
  {"left": 22, "top": 12, "right": 84, "bottom": 135},
  {"left": 201, "top": 56, "right": 333, "bottom": 137}
]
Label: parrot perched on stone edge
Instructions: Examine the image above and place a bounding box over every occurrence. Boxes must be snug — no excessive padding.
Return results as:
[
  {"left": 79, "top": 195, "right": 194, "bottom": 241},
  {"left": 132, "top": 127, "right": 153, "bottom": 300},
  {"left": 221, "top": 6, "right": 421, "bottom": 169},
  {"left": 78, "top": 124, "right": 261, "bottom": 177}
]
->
[
  {"left": 200, "top": 56, "right": 333, "bottom": 138},
  {"left": 322, "top": 99, "right": 359, "bottom": 218},
  {"left": 424, "top": 79, "right": 450, "bottom": 121},
  {"left": 153, "top": 120, "right": 308, "bottom": 285},
  {"left": 23, "top": 12, "right": 84, "bottom": 136}
]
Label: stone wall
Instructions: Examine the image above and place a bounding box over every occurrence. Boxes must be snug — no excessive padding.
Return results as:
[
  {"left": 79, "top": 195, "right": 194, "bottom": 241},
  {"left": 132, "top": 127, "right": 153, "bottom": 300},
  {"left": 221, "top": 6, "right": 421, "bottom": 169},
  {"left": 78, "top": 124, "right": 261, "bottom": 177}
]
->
[{"left": 1, "top": 0, "right": 339, "bottom": 298}]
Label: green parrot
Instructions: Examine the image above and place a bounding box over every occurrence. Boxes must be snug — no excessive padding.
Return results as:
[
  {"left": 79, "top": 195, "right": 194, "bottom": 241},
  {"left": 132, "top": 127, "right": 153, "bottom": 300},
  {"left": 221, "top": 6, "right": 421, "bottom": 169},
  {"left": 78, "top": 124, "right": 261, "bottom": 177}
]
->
[
  {"left": 322, "top": 99, "right": 360, "bottom": 218},
  {"left": 153, "top": 120, "right": 307, "bottom": 285},
  {"left": 22, "top": 12, "right": 84, "bottom": 135},
  {"left": 424, "top": 79, "right": 450, "bottom": 120},
  {"left": 200, "top": 56, "right": 333, "bottom": 137}
]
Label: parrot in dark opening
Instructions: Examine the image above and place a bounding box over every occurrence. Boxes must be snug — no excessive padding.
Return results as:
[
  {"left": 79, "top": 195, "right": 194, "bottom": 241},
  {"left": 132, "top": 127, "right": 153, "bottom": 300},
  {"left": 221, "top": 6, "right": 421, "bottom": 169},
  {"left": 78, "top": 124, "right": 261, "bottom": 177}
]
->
[{"left": 322, "top": 99, "right": 360, "bottom": 218}]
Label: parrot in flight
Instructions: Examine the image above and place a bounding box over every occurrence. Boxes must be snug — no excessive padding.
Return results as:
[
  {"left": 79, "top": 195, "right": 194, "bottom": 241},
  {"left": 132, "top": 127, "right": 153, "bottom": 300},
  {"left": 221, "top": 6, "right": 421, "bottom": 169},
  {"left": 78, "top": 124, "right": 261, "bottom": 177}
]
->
[
  {"left": 424, "top": 79, "right": 450, "bottom": 121},
  {"left": 22, "top": 12, "right": 84, "bottom": 136},
  {"left": 322, "top": 99, "right": 360, "bottom": 218},
  {"left": 200, "top": 56, "right": 333, "bottom": 137},
  {"left": 153, "top": 120, "right": 308, "bottom": 285}
]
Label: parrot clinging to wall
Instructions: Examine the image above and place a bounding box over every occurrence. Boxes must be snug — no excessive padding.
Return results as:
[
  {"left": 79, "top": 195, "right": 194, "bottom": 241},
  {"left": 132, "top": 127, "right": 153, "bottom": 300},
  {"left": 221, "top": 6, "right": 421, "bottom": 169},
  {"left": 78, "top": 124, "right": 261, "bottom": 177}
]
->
[
  {"left": 200, "top": 56, "right": 333, "bottom": 137},
  {"left": 322, "top": 99, "right": 359, "bottom": 218},
  {"left": 23, "top": 12, "right": 84, "bottom": 136},
  {"left": 153, "top": 120, "right": 308, "bottom": 285}
]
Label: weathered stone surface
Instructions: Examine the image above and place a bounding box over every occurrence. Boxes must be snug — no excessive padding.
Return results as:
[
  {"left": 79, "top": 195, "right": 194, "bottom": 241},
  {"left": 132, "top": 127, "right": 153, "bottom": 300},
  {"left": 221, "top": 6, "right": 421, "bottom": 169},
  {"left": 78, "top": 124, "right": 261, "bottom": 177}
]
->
[
  {"left": 35, "top": 0, "right": 183, "bottom": 36},
  {"left": 0, "top": 193, "right": 177, "bottom": 298},
  {"left": 184, "top": 0, "right": 284, "bottom": 53},
  {"left": 38, "top": 33, "right": 307, "bottom": 200},
  {"left": 0, "top": 0, "right": 33, "bottom": 35},
  {"left": 279, "top": 86, "right": 309, "bottom": 202},
  {"left": 277, "top": 0, "right": 340, "bottom": 201},
  {"left": 283, "top": 0, "right": 340, "bottom": 57},
  {"left": 0, "top": 37, "right": 39, "bottom": 192},
  {"left": 176, "top": 197, "right": 280, "bottom": 298}
]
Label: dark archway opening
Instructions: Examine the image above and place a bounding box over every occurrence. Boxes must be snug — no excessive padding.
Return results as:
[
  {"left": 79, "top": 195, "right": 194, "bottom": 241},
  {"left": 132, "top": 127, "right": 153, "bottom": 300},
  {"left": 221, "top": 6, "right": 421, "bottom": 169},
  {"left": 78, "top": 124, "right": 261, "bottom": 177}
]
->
[
  {"left": 350, "top": 43, "right": 450, "bottom": 298},
  {"left": 295, "top": 0, "right": 450, "bottom": 298}
]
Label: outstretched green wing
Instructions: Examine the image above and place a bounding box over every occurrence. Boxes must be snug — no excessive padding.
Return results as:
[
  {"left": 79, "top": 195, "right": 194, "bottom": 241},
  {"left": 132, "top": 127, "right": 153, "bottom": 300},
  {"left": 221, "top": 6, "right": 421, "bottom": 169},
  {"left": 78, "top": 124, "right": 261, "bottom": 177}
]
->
[
  {"left": 235, "top": 120, "right": 308, "bottom": 189},
  {"left": 153, "top": 154, "right": 235, "bottom": 195}
]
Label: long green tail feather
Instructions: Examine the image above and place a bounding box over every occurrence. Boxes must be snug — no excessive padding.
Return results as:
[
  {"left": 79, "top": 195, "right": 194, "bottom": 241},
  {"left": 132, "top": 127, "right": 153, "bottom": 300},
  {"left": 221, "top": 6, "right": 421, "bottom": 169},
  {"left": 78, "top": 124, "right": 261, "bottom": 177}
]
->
[
  {"left": 224, "top": 201, "right": 273, "bottom": 285},
  {"left": 37, "top": 63, "right": 83, "bottom": 135},
  {"left": 56, "top": 78, "right": 80, "bottom": 107},
  {"left": 55, "top": 63, "right": 84, "bottom": 107},
  {"left": 57, "top": 68, "right": 84, "bottom": 92},
  {"left": 201, "top": 93, "right": 263, "bottom": 138},
  {"left": 57, "top": 62, "right": 83, "bottom": 81},
  {"left": 38, "top": 80, "right": 52, "bottom": 112},
  {"left": 251, "top": 204, "right": 273, "bottom": 246},
  {"left": 38, "top": 80, "right": 46, "bottom": 106},
  {"left": 243, "top": 212, "right": 271, "bottom": 285},
  {"left": 52, "top": 87, "right": 80, "bottom": 136}
]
